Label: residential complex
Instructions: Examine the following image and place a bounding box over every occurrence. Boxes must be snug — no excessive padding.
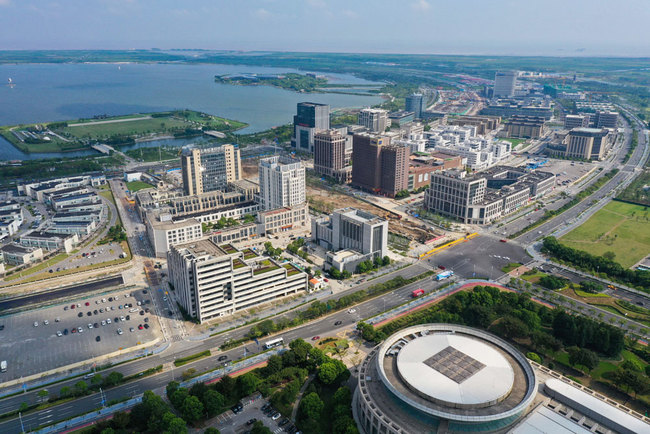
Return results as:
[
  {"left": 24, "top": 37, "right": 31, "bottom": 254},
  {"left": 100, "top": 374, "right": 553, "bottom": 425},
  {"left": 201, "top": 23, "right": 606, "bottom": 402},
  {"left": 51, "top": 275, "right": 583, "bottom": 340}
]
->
[
  {"left": 312, "top": 208, "right": 388, "bottom": 273},
  {"left": 19, "top": 231, "right": 79, "bottom": 254},
  {"left": 1, "top": 243, "right": 44, "bottom": 266},
  {"left": 424, "top": 167, "right": 554, "bottom": 224},
  {"left": 313, "top": 129, "right": 352, "bottom": 183},
  {"left": 593, "top": 111, "right": 619, "bottom": 129},
  {"left": 447, "top": 115, "right": 501, "bottom": 135},
  {"left": 351, "top": 133, "right": 410, "bottom": 197},
  {"left": 564, "top": 114, "right": 590, "bottom": 129},
  {"left": 258, "top": 156, "right": 306, "bottom": 211},
  {"left": 180, "top": 144, "right": 242, "bottom": 196},
  {"left": 167, "top": 239, "right": 307, "bottom": 323}
]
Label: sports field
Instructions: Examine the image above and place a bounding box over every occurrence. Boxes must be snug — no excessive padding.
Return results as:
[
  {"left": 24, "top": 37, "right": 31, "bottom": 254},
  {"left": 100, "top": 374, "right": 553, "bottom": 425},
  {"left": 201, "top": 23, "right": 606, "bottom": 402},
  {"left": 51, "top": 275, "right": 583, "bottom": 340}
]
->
[{"left": 560, "top": 201, "right": 650, "bottom": 268}]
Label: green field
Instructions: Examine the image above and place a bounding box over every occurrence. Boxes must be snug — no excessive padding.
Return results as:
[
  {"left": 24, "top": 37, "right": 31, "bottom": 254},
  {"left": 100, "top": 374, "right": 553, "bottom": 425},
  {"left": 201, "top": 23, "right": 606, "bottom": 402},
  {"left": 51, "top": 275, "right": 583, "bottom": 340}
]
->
[
  {"left": 560, "top": 201, "right": 650, "bottom": 268},
  {"left": 126, "top": 181, "right": 154, "bottom": 192},
  {"left": 0, "top": 110, "right": 248, "bottom": 153},
  {"left": 62, "top": 116, "right": 190, "bottom": 139}
]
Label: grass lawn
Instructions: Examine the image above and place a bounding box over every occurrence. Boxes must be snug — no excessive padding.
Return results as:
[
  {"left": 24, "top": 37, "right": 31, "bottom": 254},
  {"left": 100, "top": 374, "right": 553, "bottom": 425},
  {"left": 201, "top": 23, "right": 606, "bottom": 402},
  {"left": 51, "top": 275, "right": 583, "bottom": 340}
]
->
[
  {"left": 560, "top": 201, "right": 650, "bottom": 268},
  {"left": 502, "top": 138, "right": 526, "bottom": 148},
  {"left": 501, "top": 262, "right": 523, "bottom": 273},
  {"left": 573, "top": 289, "right": 611, "bottom": 298},
  {"left": 521, "top": 271, "right": 545, "bottom": 283},
  {"left": 3, "top": 253, "right": 68, "bottom": 281},
  {"left": 591, "top": 360, "right": 619, "bottom": 380},
  {"left": 125, "top": 180, "right": 153, "bottom": 192},
  {"left": 62, "top": 116, "right": 190, "bottom": 139}
]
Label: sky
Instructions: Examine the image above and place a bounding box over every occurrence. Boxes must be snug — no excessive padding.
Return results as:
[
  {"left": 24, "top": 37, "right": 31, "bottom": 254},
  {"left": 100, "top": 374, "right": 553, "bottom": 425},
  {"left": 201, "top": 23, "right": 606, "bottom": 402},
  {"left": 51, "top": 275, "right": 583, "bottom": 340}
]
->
[{"left": 0, "top": 0, "right": 649, "bottom": 56}]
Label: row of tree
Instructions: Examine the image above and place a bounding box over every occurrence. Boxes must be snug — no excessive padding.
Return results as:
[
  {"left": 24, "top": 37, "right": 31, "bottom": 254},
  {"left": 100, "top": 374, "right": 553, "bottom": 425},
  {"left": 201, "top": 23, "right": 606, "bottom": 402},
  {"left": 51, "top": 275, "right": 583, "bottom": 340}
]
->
[
  {"left": 542, "top": 236, "right": 650, "bottom": 290},
  {"left": 359, "top": 285, "right": 624, "bottom": 359}
]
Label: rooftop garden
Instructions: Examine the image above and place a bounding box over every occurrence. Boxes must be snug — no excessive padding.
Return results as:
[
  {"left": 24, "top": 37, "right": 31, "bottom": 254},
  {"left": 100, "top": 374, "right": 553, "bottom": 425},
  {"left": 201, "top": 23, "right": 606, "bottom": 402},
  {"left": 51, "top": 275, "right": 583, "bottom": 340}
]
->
[
  {"left": 219, "top": 244, "right": 238, "bottom": 254},
  {"left": 242, "top": 248, "right": 258, "bottom": 260},
  {"left": 253, "top": 259, "right": 280, "bottom": 275}
]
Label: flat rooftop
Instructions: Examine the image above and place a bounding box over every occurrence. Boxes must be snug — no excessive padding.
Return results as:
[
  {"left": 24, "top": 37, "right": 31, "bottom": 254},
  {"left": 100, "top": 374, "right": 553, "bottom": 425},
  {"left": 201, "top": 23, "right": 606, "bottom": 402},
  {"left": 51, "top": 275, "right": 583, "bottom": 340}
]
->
[
  {"left": 1, "top": 243, "right": 38, "bottom": 254},
  {"left": 21, "top": 231, "right": 73, "bottom": 240},
  {"left": 176, "top": 238, "right": 231, "bottom": 258}
]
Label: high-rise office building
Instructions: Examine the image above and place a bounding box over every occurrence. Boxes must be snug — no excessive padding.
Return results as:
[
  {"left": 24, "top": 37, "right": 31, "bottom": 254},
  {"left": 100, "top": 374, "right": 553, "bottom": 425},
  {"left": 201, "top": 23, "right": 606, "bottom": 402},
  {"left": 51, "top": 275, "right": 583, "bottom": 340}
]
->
[
  {"left": 405, "top": 93, "right": 425, "bottom": 119},
  {"left": 314, "top": 129, "right": 351, "bottom": 183},
  {"left": 291, "top": 102, "right": 330, "bottom": 152},
  {"left": 351, "top": 133, "right": 410, "bottom": 197},
  {"left": 493, "top": 71, "right": 517, "bottom": 98},
  {"left": 258, "top": 156, "right": 306, "bottom": 211},
  {"left": 180, "top": 144, "right": 241, "bottom": 196},
  {"left": 351, "top": 133, "right": 385, "bottom": 193},
  {"left": 358, "top": 108, "right": 389, "bottom": 133}
]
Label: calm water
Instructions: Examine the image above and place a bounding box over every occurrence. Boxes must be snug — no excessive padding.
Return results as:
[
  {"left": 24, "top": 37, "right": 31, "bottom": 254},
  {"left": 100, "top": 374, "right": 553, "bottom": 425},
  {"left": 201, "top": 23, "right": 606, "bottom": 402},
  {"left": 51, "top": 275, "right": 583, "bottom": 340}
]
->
[{"left": 0, "top": 63, "right": 381, "bottom": 160}]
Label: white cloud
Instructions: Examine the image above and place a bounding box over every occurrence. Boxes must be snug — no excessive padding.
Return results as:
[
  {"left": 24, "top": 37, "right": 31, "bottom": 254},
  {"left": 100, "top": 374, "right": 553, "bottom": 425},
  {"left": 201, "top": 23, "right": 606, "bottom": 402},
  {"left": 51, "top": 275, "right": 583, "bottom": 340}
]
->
[
  {"left": 0, "top": 0, "right": 11, "bottom": 6},
  {"left": 254, "top": 8, "right": 272, "bottom": 19},
  {"left": 342, "top": 9, "right": 358, "bottom": 19},
  {"left": 411, "top": 0, "right": 431, "bottom": 11}
]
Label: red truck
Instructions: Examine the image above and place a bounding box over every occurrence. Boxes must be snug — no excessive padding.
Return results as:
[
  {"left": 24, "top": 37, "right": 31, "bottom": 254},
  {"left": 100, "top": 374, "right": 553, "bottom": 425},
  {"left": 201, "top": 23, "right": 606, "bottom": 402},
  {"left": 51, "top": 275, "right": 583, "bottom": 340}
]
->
[{"left": 412, "top": 288, "right": 425, "bottom": 298}]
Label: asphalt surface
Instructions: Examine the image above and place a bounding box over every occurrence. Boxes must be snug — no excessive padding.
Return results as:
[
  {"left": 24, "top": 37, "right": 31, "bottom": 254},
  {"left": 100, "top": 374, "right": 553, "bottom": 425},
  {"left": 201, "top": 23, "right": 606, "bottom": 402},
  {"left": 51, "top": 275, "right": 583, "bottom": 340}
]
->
[
  {"left": 0, "top": 287, "right": 157, "bottom": 382},
  {"left": 0, "top": 261, "right": 438, "bottom": 433},
  {"left": 0, "top": 276, "right": 124, "bottom": 312}
]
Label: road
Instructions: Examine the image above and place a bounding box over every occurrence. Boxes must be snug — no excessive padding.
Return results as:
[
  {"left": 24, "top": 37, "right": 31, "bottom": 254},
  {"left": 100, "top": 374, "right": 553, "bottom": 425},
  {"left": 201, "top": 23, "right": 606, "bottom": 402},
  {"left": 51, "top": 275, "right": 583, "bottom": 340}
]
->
[
  {"left": 0, "top": 276, "right": 124, "bottom": 312},
  {"left": 0, "top": 262, "right": 439, "bottom": 433},
  {"left": 514, "top": 116, "right": 647, "bottom": 246}
]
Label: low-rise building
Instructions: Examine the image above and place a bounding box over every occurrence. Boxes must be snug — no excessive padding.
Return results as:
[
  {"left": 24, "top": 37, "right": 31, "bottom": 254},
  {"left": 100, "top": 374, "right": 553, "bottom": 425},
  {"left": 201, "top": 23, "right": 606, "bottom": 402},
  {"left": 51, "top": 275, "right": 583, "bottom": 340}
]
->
[
  {"left": 1, "top": 243, "right": 44, "bottom": 265},
  {"left": 312, "top": 208, "right": 388, "bottom": 273},
  {"left": 146, "top": 215, "right": 203, "bottom": 258},
  {"left": 167, "top": 239, "right": 308, "bottom": 323},
  {"left": 51, "top": 192, "right": 101, "bottom": 211},
  {"left": 502, "top": 115, "right": 547, "bottom": 139},
  {"left": 52, "top": 210, "right": 102, "bottom": 223},
  {"left": 447, "top": 115, "right": 501, "bottom": 134},
  {"left": 210, "top": 223, "right": 258, "bottom": 244},
  {"left": 20, "top": 231, "right": 79, "bottom": 253},
  {"left": 564, "top": 114, "right": 590, "bottom": 129},
  {"left": 424, "top": 167, "right": 554, "bottom": 224},
  {"left": 48, "top": 220, "right": 97, "bottom": 236},
  {"left": 0, "top": 219, "right": 21, "bottom": 237},
  {"left": 257, "top": 203, "right": 310, "bottom": 235},
  {"left": 19, "top": 175, "right": 105, "bottom": 201}
]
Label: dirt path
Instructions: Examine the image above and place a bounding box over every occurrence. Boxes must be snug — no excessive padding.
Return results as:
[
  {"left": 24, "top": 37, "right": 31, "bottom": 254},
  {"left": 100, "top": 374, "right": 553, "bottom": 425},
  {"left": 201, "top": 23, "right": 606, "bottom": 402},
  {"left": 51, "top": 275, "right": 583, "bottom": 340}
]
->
[{"left": 68, "top": 116, "right": 152, "bottom": 127}]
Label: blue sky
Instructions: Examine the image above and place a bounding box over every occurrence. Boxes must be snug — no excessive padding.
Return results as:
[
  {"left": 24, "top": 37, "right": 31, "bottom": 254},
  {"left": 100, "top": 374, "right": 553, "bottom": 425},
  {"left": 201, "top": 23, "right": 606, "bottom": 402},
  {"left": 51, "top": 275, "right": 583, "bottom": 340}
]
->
[{"left": 0, "top": 0, "right": 648, "bottom": 56}]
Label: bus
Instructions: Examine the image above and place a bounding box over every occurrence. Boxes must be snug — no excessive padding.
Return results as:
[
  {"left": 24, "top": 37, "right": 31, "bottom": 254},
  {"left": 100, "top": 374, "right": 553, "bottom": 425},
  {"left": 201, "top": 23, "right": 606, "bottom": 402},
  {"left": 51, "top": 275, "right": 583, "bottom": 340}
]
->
[
  {"left": 265, "top": 337, "right": 284, "bottom": 349},
  {"left": 412, "top": 289, "right": 425, "bottom": 298}
]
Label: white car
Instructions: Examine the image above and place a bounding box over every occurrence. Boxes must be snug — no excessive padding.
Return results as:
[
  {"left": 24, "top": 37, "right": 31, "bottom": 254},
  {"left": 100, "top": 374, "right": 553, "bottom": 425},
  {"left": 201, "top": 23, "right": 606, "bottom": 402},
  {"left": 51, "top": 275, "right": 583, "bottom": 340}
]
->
[
  {"left": 120, "top": 316, "right": 125, "bottom": 322},
  {"left": 101, "top": 320, "right": 106, "bottom": 326},
  {"left": 56, "top": 331, "right": 63, "bottom": 337},
  {"left": 88, "top": 323, "right": 93, "bottom": 329},
  {"left": 117, "top": 328, "right": 123, "bottom": 335},
  {"left": 43, "top": 320, "right": 49, "bottom": 325},
  {"left": 106, "top": 318, "right": 112, "bottom": 324},
  {"left": 33, "top": 321, "right": 38, "bottom": 327},
  {"left": 348, "top": 308, "right": 356, "bottom": 314},
  {"left": 77, "top": 327, "right": 83, "bottom": 333}
]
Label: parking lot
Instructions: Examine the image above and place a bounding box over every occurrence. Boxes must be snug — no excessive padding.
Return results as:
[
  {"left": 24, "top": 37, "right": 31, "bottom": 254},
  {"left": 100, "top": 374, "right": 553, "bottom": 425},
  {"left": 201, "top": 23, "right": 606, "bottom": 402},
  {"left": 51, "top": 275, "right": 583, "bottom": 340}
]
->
[
  {"left": 0, "top": 288, "right": 159, "bottom": 381},
  {"left": 47, "top": 242, "right": 126, "bottom": 274},
  {"left": 210, "top": 397, "right": 299, "bottom": 434}
]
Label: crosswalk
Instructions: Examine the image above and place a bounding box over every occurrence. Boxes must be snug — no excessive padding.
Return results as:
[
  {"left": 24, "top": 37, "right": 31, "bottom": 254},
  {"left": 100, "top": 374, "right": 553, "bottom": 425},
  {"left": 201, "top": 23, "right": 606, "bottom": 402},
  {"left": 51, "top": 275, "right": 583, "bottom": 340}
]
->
[{"left": 170, "top": 335, "right": 183, "bottom": 342}]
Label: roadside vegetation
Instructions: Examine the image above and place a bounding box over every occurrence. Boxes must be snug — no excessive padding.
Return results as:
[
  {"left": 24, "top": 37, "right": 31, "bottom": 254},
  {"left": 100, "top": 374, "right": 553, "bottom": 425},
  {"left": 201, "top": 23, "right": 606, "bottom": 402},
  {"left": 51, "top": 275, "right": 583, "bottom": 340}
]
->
[{"left": 358, "top": 284, "right": 650, "bottom": 409}]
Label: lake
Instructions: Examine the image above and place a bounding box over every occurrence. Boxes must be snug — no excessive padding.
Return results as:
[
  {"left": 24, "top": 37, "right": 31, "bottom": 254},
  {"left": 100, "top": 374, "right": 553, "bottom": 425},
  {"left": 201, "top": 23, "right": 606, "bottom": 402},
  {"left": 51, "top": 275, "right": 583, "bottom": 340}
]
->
[{"left": 0, "top": 63, "right": 382, "bottom": 160}]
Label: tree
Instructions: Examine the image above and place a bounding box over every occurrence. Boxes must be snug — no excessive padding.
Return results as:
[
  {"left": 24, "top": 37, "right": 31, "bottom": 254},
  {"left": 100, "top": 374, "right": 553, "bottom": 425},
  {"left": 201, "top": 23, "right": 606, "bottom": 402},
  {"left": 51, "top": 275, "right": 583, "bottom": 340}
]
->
[
  {"left": 258, "top": 319, "right": 275, "bottom": 336},
  {"left": 74, "top": 380, "right": 88, "bottom": 396},
  {"left": 59, "top": 386, "right": 72, "bottom": 398},
  {"left": 180, "top": 395, "right": 204, "bottom": 423},
  {"left": 567, "top": 346, "right": 599, "bottom": 372},
  {"left": 237, "top": 372, "right": 260, "bottom": 396},
  {"left": 111, "top": 411, "right": 130, "bottom": 429},
  {"left": 265, "top": 355, "right": 283, "bottom": 375},
  {"left": 171, "top": 388, "right": 190, "bottom": 410},
  {"left": 204, "top": 429, "right": 221, "bottom": 434},
  {"left": 189, "top": 382, "right": 208, "bottom": 402},
  {"left": 318, "top": 360, "right": 347, "bottom": 384},
  {"left": 103, "top": 371, "right": 124, "bottom": 387},
  {"left": 299, "top": 392, "right": 324, "bottom": 420},
  {"left": 167, "top": 381, "right": 181, "bottom": 398},
  {"left": 603, "top": 251, "right": 616, "bottom": 261},
  {"left": 91, "top": 373, "right": 103, "bottom": 386},
  {"left": 332, "top": 386, "right": 352, "bottom": 407},
  {"left": 203, "top": 389, "right": 225, "bottom": 417},
  {"left": 251, "top": 420, "right": 273, "bottom": 434},
  {"left": 37, "top": 389, "right": 49, "bottom": 402}
]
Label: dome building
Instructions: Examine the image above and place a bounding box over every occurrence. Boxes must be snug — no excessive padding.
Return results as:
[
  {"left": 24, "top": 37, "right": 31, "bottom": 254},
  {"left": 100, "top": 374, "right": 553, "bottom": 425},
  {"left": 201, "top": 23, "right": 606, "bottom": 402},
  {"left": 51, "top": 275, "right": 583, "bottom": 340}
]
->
[{"left": 353, "top": 324, "right": 538, "bottom": 433}]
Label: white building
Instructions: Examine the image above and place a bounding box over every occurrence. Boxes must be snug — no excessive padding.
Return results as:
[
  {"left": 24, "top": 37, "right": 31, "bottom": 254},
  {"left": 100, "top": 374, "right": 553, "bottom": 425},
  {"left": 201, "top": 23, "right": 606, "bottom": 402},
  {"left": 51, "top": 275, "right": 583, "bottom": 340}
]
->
[
  {"left": 358, "top": 108, "right": 389, "bottom": 133},
  {"left": 258, "top": 156, "right": 306, "bottom": 211},
  {"left": 1, "top": 243, "right": 44, "bottom": 266},
  {"left": 167, "top": 239, "right": 308, "bottom": 323},
  {"left": 145, "top": 215, "right": 203, "bottom": 258},
  {"left": 20, "top": 231, "right": 79, "bottom": 254}
]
